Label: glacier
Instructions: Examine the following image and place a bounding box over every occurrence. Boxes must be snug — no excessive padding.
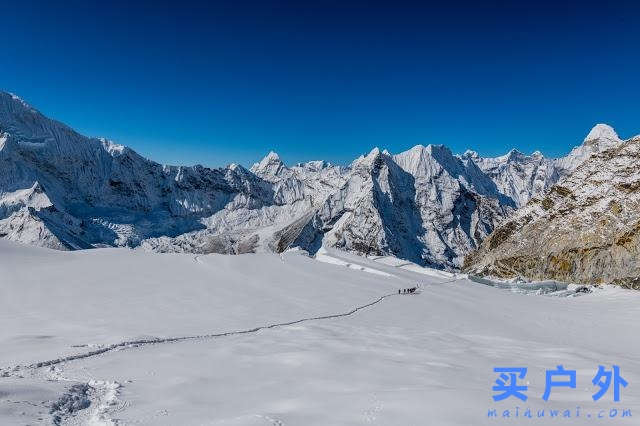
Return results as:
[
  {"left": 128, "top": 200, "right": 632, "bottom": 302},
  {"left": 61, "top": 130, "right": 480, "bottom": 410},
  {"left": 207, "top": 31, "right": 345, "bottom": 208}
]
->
[{"left": 1, "top": 238, "right": 639, "bottom": 425}]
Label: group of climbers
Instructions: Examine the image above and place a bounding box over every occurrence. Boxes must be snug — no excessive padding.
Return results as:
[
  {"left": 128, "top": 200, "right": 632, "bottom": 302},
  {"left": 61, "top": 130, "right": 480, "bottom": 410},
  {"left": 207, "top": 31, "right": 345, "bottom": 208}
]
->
[{"left": 398, "top": 286, "right": 418, "bottom": 294}]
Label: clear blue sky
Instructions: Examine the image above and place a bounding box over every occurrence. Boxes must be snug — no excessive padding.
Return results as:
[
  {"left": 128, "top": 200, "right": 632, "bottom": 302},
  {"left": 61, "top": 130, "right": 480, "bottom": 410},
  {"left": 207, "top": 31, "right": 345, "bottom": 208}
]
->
[{"left": 3, "top": 1, "right": 639, "bottom": 167}]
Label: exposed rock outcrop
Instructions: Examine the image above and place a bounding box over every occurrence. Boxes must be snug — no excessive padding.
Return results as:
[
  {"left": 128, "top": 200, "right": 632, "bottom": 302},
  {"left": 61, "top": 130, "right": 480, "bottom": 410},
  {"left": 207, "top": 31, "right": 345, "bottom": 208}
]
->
[{"left": 465, "top": 131, "right": 640, "bottom": 289}]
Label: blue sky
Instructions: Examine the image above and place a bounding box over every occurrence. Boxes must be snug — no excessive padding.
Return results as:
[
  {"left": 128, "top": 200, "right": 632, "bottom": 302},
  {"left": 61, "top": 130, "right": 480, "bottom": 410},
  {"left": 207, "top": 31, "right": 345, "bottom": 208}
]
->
[{"left": 2, "top": 1, "right": 639, "bottom": 167}]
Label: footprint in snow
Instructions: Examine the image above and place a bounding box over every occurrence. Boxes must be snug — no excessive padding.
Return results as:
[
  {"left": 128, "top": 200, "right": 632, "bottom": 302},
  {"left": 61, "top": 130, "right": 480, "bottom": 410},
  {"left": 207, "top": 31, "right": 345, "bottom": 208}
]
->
[
  {"left": 363, "top": 393, "right": 383, "bottom": 423},
  {"left": 255, "top": 414, "right": 284, "bottom": 425}
]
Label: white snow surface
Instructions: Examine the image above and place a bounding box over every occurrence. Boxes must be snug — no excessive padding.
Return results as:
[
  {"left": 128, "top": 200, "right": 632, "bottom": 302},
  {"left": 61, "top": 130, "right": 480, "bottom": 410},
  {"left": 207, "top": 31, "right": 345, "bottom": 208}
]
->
[{"left": 1, "top": 239, "right": 639, "bottom": 425}]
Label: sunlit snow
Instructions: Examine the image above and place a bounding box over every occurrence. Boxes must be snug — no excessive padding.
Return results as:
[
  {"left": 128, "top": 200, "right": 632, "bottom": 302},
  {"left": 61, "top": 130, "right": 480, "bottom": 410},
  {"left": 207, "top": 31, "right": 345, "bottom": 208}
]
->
[{"left": 1, "top": 240, "right": 638, "bottom": 425}]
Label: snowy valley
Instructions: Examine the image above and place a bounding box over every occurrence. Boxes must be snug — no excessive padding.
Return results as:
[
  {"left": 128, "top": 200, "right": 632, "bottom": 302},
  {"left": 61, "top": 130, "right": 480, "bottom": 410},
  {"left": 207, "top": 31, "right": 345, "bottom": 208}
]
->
[{"left": 1, "top": 239, "right": 639, "bottom": 425}]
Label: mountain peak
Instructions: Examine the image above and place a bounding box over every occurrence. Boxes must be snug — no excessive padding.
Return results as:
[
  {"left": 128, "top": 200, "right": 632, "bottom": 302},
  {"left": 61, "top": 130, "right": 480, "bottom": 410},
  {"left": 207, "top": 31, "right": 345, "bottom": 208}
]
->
[
  {"left": 503, "top": 148, "right": 523, "bottom": 160},
  {"left": 463, "top": 149, "right": 479, "bottom": 158},
  {"left": 584, "top": 123, "right": 619, "bottom": 143},
  {"left": 392, "top": 143, "right": 464, "bottom": 179},
  {"left": 250, "top": 151, "right": 286, "bottom": 176},
  {"left": 264, "top": 150, "right": 280, "bottom": 161},
  {"left": 368, "top": 147, "right": 382, "bottom": 157}
]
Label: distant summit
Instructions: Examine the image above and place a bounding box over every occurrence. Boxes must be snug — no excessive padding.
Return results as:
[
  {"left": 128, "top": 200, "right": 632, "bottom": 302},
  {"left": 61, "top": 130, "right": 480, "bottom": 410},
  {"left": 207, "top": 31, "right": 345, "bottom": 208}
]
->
[
  {"left": 250, "top": 151, "right": 286, "bottom": 178},
  {"left": 584, "top": 123, "right": 619, "bottom": 143}
]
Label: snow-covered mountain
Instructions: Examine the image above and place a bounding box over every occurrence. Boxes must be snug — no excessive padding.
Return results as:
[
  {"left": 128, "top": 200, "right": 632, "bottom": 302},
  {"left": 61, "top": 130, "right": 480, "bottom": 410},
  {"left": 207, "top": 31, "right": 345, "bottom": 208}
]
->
[
  {"left": 0, "top": 91, "right": 283, "bottom": 250},
  {"left": 465, "top": 129, "right": 640, "bottom": 288},
  {"left": 463, "top": 149, "right": 559, "bottom": 208},
  {"left": 250, "top": 151, "right": 348, "bottom": 206},
  {"left": 0, "top": 90, "right": 626, "bottom": 270},
  {"left": 285, "top": 146, "right": 511, "bottom": 269},
  {"left": 141, "top": 153, "right": 349, "bottom": 254}
]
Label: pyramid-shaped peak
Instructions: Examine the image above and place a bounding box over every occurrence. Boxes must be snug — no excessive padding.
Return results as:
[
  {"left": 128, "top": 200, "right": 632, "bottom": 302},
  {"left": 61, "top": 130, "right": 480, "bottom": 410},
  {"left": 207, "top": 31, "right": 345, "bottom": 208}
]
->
[
  {"left": 264, "top": 151, "right": 280, "bottom": 160},
  {"left": 255, "top": 151, "right": 282, "bottom": 166},
  {"left": 368, "top": 147, "right": 382, "bottom": 157},
  {"left": 504, "top": 148, "right": 525, "bottom": 161},
  {"left": 349, "top": 147, "right": 386, "bottom": 170},
  {"left": 250, "top": 151, "right": 287, "bottom": 176}
]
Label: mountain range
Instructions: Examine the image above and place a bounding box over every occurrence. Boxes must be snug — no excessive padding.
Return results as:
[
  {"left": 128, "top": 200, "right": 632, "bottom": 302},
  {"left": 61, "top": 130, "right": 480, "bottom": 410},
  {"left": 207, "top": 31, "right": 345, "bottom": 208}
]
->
[
  {"left": 1, "top": 91, "right": 636, "bottom": 276},
  {"left": 465, "top": 126, "right": 640, "bottom": 288}
]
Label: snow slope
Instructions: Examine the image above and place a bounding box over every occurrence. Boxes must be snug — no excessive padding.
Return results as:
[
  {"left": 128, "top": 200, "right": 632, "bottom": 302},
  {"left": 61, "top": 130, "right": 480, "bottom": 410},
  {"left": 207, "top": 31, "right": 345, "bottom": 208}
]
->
[{"left": 1, "top": 239, "right": 638, "bottom": 425}]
